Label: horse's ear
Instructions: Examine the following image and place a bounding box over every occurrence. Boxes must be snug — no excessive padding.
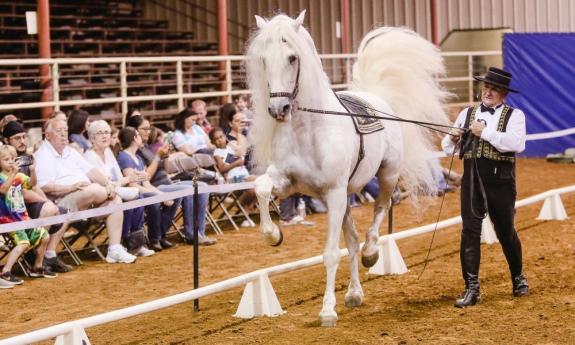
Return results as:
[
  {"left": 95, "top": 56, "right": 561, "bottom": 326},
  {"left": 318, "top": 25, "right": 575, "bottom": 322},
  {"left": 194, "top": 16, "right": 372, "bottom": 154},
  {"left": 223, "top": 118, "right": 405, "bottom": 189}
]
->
[
  {"left": 293, "top": 9, "right": 306, "bottom": 30},
  {"left": 255, "top": 15, "right": 268, "bottom": 29}
]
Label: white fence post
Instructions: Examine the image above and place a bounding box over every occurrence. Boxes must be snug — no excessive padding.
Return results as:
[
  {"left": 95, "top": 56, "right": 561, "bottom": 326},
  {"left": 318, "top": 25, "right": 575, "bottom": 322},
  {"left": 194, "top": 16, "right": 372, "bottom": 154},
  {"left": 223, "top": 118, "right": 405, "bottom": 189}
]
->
[
  {"left": 52, "top": 62, "right": 60, "bottom": 111},
  {"left": 176, "top": 60, "right": 184, "bottom": 111},
  {"left": 234, "top": 272, "right": 284, "bottom": 319},
  {"left": 120, "top": 61, "right": 128, "bottom": 127},
  {"left": 481, "top": 214, "right": 499, "bottom": 244},
  {"left": 537, "top": 193, "right": 568, "bottom": 220},
  {"left": 54, "top": 324, "right": 91, "bottom": 345},
  {"left": 368, "top": 237, "right": 408, "bottom": 276}
]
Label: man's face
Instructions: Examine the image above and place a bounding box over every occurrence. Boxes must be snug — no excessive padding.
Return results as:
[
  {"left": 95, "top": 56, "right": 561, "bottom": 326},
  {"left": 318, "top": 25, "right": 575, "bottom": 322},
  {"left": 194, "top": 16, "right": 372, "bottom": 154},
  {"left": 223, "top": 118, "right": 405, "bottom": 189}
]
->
[
  {"left": 193, "top": 104, "right": 207, "bottom": 121},
  {"left": 46, "top": 120, "right": 69, "bottom": 153},
  {"left": 481, "top": 83, "right": 506, "bottom": 107},
  {"left": 7, "top": 132, "right": 28, "bottom": 154}
]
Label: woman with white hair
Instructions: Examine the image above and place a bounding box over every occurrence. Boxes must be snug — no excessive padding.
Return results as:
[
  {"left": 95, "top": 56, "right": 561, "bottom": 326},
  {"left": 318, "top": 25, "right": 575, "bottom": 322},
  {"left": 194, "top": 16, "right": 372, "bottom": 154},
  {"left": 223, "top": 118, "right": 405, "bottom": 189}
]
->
[{"left": 84, "top": 120, "right": 154, "bottom": 257}]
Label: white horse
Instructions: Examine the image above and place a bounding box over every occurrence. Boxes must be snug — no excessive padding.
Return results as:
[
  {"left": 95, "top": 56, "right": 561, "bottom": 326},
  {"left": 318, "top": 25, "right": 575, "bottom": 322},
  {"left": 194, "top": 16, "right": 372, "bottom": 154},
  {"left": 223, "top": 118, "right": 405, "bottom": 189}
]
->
[{"left": 246, "top": 11, "right": 449, "bottom": 327}]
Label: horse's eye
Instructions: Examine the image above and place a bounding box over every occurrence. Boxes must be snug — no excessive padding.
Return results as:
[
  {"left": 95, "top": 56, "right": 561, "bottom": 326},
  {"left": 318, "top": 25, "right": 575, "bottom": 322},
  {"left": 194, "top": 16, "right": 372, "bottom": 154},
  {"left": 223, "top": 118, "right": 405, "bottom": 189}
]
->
[
  {"left": 281, "top": 37, "right": 287, "bottom": 43},
  {"left": 288, "top": 55, "right": 297, "bottom": 64}
]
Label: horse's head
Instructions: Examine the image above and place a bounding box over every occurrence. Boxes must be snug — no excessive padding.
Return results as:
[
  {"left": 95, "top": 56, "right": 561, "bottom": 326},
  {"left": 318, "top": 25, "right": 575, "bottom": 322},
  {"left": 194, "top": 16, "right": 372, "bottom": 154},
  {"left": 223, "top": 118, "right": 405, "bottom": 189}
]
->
[{"left": 253, "top": 11, "right": 307, "bottom": 122}]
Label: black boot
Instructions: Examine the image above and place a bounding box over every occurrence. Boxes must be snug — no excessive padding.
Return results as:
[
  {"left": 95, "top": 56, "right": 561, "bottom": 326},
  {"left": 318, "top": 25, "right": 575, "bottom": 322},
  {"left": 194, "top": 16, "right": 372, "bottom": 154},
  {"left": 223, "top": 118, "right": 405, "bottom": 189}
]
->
[
  {"left": 512, "top": 272, "right": 529, "bottom": 297},
  {"left": 455, "top": 233, "right": 481, "bottom": 308},
  {"left": 454, "top": 273, "right": 481, "bottom": 308}
]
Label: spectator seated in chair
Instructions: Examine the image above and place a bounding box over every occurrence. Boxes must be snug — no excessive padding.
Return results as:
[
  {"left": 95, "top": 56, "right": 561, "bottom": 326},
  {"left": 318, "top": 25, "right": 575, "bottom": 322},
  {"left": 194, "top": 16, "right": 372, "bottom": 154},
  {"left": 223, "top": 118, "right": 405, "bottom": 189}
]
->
[
  {"left": 3, "top": 120, "right": 73, "bottom": 273},
  {"left": 189, "top": 99, "right": 212, "bottom": 135},
  {"left": 34, "top": 118, "right": 136, "bottom": 264},
  {"left": 84, "top": 120, "right": 154, "bottom": 257},
  {"left": 210, "top": 127, "right": 258, "bottom": 222},
  {"left": 127, "top": 115, "right": 216, "bottom": 246},
  {"left": 172, "top": 108, "right": 215, "bottom": 156},
  {"left": 67, "top": 109, "right": 92, "bottom": 153},
  {"left": 117, "top": 127, "right": 179, "bottom": 253},
  {"left": 0, "top": 145, "right": 56, "bottom": 284}
]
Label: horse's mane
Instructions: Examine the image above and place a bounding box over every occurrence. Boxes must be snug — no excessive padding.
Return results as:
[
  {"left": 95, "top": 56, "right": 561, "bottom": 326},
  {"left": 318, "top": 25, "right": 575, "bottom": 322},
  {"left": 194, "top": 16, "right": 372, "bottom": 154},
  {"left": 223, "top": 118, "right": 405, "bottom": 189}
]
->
[{"left": 245, "top": 13, "right": 329, "bottom": 165}]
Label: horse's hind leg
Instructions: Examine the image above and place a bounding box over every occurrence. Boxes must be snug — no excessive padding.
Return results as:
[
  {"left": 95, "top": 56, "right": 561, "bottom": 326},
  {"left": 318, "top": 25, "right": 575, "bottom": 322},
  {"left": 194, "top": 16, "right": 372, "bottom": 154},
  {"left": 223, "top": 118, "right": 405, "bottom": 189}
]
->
[
  {"left": 342, "top": 204, "right": 363, "bottom": 308},
  {"left": 361, "top": 164, "right": 399, "bottom": 268},
  {"left": 255, "top": 173, "right": 283, "bottom": 246},
  {"left": 319, "top": 186, "right": 347, "bottom": 327}
]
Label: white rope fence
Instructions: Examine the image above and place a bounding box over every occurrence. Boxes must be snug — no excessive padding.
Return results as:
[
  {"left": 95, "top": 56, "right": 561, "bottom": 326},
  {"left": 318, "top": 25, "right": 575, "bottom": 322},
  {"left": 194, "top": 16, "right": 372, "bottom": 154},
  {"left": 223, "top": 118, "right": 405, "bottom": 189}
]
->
[
  {"left": 0, "top": 184, "right": 572, "bottom": 345},
  {"left": 0, "top": 181, "right": 255, "bottom": 234}
]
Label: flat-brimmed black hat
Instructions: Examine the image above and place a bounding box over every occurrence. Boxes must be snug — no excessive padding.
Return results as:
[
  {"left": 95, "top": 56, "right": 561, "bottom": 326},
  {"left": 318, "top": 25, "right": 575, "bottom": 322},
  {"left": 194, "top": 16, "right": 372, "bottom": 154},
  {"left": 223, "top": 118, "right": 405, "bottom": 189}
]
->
[{"left": 473, "top": 67, "right": 519, "bottom": 93}]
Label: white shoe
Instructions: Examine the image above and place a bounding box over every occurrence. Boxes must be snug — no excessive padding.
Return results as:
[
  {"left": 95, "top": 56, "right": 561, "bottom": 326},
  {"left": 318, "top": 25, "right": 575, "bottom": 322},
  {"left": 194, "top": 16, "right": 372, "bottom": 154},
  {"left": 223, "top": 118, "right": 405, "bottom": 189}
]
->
[
  {"left": 0, "top": 278, "right": 14, "bottom": 289},
  {"left": 241, "top": 219, "right": 256, "bottom": 228},
  {"left": 106, "top": 248, "right": 137, "bottom": 264},
  {"left": 293, "top": 215, "right": 315, "bottom": 226},
  {"left": 135, "top": 246, "right": 155, "bottom": 257}
]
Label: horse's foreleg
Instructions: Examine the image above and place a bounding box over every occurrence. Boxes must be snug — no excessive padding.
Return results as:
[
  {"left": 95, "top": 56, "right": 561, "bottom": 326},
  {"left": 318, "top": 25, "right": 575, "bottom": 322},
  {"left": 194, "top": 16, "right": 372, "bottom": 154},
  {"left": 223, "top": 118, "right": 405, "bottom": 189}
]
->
[
  {"left": 342, "top": 204, "right": 363, "bottom": 308},
  {"left": 361, "top": 167, "right": 399, "bottom": 268},
  {"left": 319, "top": 187, "right": 347, "bottom": 327},
  {"left": 255, "top": 174, "right": 283, "bottom": 246}
]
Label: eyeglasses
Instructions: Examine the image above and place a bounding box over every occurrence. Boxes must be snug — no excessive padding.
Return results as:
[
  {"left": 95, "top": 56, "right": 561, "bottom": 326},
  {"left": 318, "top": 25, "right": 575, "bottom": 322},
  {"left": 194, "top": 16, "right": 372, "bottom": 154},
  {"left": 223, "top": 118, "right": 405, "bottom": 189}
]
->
[{"left": 95, "top": 131, "right": 111, "bottom": 136}]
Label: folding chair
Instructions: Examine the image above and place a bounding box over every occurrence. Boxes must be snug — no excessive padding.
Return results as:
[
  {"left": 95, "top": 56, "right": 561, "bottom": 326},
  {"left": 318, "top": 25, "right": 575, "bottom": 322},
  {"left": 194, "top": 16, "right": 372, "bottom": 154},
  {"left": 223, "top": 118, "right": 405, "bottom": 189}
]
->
[{"left": 60, "top": 219, "right": 107, "bottom": 263}]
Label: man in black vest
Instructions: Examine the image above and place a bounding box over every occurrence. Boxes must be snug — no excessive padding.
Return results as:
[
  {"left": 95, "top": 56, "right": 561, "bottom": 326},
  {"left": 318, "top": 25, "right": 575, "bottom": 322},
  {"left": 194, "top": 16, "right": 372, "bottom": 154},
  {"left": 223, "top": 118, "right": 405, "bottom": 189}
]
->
[{"left": 442, "top": 67, "right": 529, "bottom": 308}]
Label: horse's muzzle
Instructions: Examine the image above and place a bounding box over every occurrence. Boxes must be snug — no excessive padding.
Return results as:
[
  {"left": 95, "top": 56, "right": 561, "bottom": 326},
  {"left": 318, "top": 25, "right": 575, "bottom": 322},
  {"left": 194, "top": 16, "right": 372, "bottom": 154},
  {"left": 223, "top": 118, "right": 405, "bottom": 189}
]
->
[{"left": 268, "top": 102, "right": 292, "bottom": 122}]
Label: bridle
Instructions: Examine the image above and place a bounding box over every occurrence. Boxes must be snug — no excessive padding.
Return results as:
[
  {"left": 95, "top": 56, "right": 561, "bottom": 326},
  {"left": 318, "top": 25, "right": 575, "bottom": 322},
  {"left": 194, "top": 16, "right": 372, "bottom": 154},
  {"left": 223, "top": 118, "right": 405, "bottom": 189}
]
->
[{"left": 268, "top": 57, "right": 301, "bottom": 101}]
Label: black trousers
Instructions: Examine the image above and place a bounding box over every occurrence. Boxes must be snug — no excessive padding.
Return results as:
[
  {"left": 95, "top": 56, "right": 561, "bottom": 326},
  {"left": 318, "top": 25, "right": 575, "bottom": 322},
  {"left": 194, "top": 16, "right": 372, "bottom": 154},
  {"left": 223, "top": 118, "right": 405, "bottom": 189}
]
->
[{"left": 460, "top": 158, "right": 524, "bottom": 287}]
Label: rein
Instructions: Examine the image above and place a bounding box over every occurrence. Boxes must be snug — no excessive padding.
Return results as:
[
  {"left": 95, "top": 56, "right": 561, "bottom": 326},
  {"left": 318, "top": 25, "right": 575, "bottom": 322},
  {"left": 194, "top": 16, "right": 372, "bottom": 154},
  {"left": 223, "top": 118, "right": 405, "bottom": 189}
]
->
[{"left": 297, "top": 104, "right": 466, "bottom": 136}]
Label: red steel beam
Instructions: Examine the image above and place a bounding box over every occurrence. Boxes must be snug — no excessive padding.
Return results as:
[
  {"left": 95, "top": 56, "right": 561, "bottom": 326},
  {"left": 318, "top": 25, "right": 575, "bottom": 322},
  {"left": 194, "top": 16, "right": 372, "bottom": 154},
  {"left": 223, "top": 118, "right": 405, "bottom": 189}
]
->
[
  {"left": 430, "top": 0, "right": 440, "bottom": 46},
  {"left": 217, "top": 0, "right": 228, "bottom": 102},
  {"left": 341, "top": 0, "right": 351, "bottom": 54},
  {"left": 37, "top": 0, "right": 52, "bottom": 119}
]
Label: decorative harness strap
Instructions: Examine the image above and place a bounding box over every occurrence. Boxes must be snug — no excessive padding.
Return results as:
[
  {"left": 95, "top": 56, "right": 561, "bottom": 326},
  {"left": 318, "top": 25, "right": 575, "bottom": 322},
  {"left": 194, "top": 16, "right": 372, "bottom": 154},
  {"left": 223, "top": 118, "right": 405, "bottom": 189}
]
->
[{"left": 269, "top": 60, "right": 301, "bottom": 101}]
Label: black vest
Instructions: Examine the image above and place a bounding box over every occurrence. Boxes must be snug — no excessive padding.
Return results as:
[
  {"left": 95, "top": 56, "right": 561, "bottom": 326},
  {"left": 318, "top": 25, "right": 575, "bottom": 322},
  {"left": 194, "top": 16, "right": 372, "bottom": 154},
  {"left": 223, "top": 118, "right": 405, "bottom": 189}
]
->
[{"left": 461, "top": 105, "right": 516, "bottom": 163}]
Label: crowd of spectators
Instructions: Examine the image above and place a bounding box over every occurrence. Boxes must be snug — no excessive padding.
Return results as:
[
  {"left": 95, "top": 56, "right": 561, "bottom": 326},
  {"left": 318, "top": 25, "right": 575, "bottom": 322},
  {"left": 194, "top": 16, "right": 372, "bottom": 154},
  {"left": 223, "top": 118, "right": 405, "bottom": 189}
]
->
[{"left": 0, "top": 94, "right": 327, "bottom": 289}]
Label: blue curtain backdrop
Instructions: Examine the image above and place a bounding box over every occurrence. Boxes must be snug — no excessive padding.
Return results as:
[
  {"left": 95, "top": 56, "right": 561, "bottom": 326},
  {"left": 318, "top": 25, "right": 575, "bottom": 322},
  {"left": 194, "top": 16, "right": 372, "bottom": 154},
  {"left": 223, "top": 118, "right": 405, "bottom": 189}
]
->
[{"left": 503, "top": 33, "right": 575, "bottom": 157}]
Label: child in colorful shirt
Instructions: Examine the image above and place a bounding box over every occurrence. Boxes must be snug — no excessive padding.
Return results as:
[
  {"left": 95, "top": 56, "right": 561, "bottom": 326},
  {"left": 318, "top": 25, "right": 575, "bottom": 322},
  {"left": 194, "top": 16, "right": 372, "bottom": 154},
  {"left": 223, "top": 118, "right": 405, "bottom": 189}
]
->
[{"left": 0, "top": 145, "right": 55, "bottom": 286}]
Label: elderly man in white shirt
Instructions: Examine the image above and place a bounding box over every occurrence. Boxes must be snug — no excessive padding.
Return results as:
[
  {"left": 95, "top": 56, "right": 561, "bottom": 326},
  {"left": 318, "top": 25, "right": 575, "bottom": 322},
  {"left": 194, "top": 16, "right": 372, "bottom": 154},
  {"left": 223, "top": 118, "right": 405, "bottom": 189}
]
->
[
  {"left": 35, "top": 118, "right": 136, "bottom": 264},
  {"left": 442, "top": 67, "right": 529, "bottom": 308}
]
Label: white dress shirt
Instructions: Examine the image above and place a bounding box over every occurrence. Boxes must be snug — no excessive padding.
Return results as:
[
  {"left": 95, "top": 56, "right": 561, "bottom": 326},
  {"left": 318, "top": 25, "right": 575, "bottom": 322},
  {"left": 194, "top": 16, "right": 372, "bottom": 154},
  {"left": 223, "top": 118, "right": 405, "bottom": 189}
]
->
[
  {"left": 442, "top": 104, "right": 526, "bottom": 155},
  {"left": 34, "top": 140, "right": 92, "bottom": 188}
]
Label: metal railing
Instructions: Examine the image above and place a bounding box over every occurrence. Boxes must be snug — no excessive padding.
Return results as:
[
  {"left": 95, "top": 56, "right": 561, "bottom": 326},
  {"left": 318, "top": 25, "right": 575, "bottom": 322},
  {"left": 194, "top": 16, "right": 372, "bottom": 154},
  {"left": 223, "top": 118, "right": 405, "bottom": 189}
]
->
[{"left": 0, "top": 51, "right": 501, "bottom": 126}]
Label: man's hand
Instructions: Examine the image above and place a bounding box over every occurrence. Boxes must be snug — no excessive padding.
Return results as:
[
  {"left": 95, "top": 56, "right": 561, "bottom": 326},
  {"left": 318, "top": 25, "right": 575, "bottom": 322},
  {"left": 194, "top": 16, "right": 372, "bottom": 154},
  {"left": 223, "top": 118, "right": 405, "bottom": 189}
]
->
[
  {"left": 449, "top": 127, "right": 464, "bottom": 143},
  {"left": 470, "top": 120, "right": 486, "bottom": 137}
]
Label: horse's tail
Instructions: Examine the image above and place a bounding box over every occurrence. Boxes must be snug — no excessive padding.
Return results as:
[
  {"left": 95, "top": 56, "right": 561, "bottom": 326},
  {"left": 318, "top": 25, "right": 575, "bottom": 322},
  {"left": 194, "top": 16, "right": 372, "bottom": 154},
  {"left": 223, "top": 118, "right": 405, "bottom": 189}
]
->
[{"left": 351, "top": 27, "right": 450, "bottom": 198}]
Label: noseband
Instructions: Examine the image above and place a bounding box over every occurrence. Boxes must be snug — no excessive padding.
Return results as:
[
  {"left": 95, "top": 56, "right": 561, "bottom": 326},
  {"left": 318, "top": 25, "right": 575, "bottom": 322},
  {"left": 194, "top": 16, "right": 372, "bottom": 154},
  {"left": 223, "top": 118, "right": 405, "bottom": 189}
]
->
[{"left": 269, "top": 59, "right": 301, "bottom": 101}]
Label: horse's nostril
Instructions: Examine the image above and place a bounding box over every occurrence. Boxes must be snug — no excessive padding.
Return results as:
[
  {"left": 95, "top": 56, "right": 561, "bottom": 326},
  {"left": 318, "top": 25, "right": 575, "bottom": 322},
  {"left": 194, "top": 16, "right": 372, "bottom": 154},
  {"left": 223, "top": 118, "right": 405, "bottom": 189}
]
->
[
  {"left": 268, "top": 107, "right": 276, "bottom": 118},
  {"left": 282, "top": 104, "right": 291, "bottom": 114}
]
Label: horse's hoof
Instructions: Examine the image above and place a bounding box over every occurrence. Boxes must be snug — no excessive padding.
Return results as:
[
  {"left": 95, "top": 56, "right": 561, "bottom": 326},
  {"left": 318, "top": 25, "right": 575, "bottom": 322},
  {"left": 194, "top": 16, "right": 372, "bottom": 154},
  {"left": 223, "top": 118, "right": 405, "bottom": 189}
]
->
[
  {"left": 319, "top": 314, "right": 338, "bottom": 327},
  {"left": 344, "top": 293, "right": 363, "bottom": 308},
  {"left": 361, "top": 251, "right": 379, "bottom": 268},
  {"left": 271, "top": 229, "right": 283, "bottom": 247}
]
